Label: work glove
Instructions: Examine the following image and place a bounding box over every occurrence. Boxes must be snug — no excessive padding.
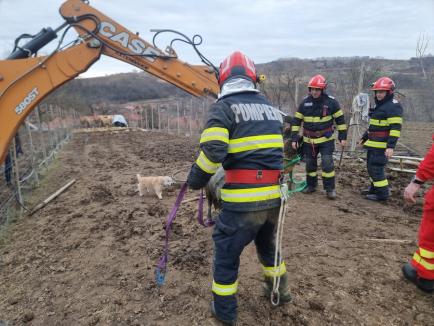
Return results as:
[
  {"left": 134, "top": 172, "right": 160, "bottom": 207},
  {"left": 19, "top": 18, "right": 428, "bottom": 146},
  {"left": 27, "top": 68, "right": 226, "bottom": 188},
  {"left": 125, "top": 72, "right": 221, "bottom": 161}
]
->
[
  {"left": 186, "top": 164, "right": 208, "bottom": 190},
  {"left": 284, "top": 115, "right": 295, "bottom": 125},
  {"left": 359, "top": 131, "right": 368, "bottom": 145},
  {"left": 323, "top": 130, "right": 333, "bottom": 138}
]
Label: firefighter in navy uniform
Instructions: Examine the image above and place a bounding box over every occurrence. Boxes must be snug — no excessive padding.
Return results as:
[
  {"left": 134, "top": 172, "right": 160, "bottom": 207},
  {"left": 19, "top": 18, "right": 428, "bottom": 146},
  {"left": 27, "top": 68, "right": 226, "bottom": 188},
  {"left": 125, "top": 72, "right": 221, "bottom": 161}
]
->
[
  {"left": 187, "top": 51, "right": 291, "bottom": 325},
  {"left": 291, "top": 74, "right": 347, "bottom": 200},
  {"left": 360, "top": 77, "right": 403, "bottom": 201}
]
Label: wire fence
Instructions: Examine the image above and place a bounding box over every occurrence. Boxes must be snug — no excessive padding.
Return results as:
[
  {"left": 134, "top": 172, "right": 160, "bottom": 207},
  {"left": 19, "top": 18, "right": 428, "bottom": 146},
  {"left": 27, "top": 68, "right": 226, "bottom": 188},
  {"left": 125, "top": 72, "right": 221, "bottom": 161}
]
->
[
  {"left": 79, "top": 97, "right": 215, "bottom": 136},
  {"left": 0, "top": 97, "right": 213, "bottom": 230},
  {"left": 3, "top": 94, "right": 421, "bottom": 232},
  {"left": 0, "top": 104, "right": 80, "bottom": 228}
]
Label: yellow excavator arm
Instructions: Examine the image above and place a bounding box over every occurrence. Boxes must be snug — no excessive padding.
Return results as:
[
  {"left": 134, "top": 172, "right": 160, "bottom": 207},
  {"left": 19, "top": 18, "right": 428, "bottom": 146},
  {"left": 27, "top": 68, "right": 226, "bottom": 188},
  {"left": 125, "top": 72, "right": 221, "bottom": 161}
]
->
[{"left": 0, "top": 0, "right": 219, "bottom": 164}]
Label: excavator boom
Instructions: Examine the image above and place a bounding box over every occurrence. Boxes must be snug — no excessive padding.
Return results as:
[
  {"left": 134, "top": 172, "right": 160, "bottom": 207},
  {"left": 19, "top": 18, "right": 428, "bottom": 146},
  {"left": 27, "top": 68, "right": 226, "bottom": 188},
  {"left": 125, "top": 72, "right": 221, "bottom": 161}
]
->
[
  {"left": 60, "top": 0, "right": 218, "bottom": 98},
  {"left": 0, "top": 0, "right": 219, "bottom": 164}
]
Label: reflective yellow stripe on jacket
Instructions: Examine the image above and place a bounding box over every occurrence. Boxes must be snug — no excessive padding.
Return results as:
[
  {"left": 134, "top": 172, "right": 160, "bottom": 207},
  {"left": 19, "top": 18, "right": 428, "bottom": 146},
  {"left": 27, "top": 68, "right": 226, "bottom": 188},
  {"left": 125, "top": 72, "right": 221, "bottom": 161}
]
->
[
  {"left": 195, "top": 151, "right": 221, "bottom": 174},
  {"left": 369, "top": 116, "right": 402, "bottom": 127},
  {"left": 228, "top": 134, "right": 283, "bottom": 153},
  {"left": 295, "top": 112, "right": 304, "bottom": 119},
  {"left": 387, "top": 117, "right": 403, "bottom": 124},
  {"left": 212, "top": 280, "right": 238, "bottom": 296},
  {"left": 364, "top": 140, "right": 387, "bottom": 149},
  {"left": 221, "top": 185, "right": 281, "bottom": 203},
  {"left": 390, "top": 130, "right": 401, "bottom": 137},
  {"left": 332, "top": 109, "right": 344, "bottom": 118},
  {"left": 369, "top": 119, "right": 389, "bottom": 127},
  {"left": 200, "top": 127, "right": 229, "bottom": 144}
]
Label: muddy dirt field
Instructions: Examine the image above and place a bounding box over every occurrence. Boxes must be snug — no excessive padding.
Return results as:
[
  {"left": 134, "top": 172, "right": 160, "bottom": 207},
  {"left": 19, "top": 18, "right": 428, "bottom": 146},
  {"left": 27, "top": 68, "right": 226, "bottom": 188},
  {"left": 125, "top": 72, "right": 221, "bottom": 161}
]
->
[
  {"left": 1, "top": 128, "right": 434, "bottom": 326},
  {"left": 400, "top": 122, "right": 434, "bottom": 156}
]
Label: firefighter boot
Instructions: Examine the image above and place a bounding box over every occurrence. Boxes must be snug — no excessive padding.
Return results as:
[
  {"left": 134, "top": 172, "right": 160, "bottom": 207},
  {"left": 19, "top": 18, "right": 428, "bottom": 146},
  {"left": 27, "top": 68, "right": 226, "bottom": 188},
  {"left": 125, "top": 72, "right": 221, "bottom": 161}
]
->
[
  {"left": 210, "top": 301, "right": 237, "bottom": 326},
  {"left": 365, "top": 194, "right": 388, "bottom": 202},
  {"left": 302, "top": 186, "right": 316, "bottom": 194},
  {"left": 361, "top": 186, "right": 374, "bottom": 195},
  {"left": 402, "top": 263, "right": 434, "bottom": 293},
  {"left": 263, "top": 273, "right": 292, "bottom": 304},
  {"left": 326, "top": 190, "right": 337, "bottom": 200}
]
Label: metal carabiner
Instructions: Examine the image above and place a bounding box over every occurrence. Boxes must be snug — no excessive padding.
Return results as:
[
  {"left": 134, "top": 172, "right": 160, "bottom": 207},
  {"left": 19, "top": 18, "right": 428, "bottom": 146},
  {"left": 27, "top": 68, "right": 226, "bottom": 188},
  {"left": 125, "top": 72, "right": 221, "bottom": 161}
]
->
[{"left": 271, "top": 289, "right": 280, "bottom": 307}]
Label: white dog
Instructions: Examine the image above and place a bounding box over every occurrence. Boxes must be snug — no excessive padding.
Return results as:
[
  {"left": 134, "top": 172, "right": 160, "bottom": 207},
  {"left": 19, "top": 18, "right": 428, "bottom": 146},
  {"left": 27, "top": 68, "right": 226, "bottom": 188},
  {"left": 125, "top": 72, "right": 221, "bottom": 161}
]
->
[{"left": 136, "top": 174, "right": 175, "bottom": 199}]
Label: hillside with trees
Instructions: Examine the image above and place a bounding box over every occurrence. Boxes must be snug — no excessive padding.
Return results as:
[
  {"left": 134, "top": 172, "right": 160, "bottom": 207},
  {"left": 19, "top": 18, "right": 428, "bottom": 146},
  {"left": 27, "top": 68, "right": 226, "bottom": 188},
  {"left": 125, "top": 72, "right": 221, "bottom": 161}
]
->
[
  {"left": 43, "top": 56, "right": 434, "bottom": 121},
  {"left": 44, "top": 72, "right": 190, "bottom": 115},
  {"left": 259, "top": 56, "right": 434, "bottom": 121}
]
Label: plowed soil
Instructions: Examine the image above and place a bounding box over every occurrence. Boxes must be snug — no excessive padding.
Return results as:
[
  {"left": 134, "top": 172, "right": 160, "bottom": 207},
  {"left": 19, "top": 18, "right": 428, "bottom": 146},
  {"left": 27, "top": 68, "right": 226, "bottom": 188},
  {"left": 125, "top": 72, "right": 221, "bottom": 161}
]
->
[{"left": 1, "top": 129, "right": 434, "bottom": 326}]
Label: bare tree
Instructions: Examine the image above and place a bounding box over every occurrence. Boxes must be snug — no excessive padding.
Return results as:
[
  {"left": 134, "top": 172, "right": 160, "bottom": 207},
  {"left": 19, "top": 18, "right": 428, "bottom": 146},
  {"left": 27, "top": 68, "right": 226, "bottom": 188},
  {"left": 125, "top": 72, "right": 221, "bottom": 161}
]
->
[
  {"left": 416, "top": 32, "right": 430, "bottom": 79},
  {"left": 282, "top": 71, "right": 304, "bottom": 114},
  {"left": 259, "top": 67, "right": 304, "bottom": 115},
  {"left": 259, "top": 68, "right": 285, "bottom": 109},
  {"left": 334, "top": 59, "right": 383, "bottom": 112}
]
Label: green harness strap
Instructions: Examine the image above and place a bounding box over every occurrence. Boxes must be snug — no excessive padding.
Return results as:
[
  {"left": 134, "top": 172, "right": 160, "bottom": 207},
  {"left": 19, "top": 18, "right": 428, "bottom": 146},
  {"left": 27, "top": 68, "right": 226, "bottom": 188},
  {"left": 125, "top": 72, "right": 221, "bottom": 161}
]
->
[{"left": 283, "top": 154, "right": 306, "bottom": 194}]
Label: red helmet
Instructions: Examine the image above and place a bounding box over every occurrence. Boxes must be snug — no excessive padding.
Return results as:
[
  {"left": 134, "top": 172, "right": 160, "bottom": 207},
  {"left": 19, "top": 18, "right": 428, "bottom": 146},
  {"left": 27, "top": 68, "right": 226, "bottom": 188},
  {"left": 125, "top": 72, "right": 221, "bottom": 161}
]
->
[
  {"left": 370, "top": 77, "right": 395, "bottom": 92},
  {"left": 308, "top": 74, "right": 327, "bottom": 90},
  {"left": 218, "top": 51, "right": 257, "bottom": 86}
]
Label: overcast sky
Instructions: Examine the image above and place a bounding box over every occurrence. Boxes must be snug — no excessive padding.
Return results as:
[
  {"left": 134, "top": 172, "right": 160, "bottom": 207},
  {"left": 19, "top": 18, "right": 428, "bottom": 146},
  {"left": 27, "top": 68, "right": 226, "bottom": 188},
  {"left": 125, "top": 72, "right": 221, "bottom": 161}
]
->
[{"left": 0, "top": 0, "right": 433, "bottom": 77}]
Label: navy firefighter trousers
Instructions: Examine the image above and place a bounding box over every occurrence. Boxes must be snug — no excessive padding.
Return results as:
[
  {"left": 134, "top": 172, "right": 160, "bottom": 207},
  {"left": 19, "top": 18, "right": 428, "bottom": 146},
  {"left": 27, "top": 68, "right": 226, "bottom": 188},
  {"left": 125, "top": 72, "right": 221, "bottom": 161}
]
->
[
  {"left": 303, "top": 140, "right": 335, "bottom": 191},
  {"left": 211, "top": 206, "right": 285, "bottom": 322},
  {"left": 366, "top": 149, "right": 389, "bottom": 200}
]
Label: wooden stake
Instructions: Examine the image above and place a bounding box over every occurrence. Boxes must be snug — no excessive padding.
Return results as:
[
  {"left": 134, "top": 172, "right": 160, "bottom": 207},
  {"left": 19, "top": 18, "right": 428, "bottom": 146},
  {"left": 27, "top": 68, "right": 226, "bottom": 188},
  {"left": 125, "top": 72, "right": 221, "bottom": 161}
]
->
[
  {"left": 389, "top": 159, "right": 420, "bottom": 167},
  {"left": 360, "top": 238, "right": 413, "bottom": 244},
  {"left": 391, "top": 155, "right": 423, "bottom": 161},
  {"left": 183, "top": 195, "right": 206, "bottom": 203},
  {"left": 29, "top": 179, "right": 76, "bottom": 216},
  {"left": 389, "top": 167, "right": 417, "bottom": 174}
]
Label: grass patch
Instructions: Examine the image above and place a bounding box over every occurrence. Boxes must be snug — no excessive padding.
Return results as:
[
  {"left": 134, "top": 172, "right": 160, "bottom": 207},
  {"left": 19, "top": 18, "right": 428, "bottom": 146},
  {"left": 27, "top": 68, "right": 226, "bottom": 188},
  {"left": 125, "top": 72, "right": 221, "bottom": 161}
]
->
[
  {"left": 0, "top": 207, "right": 20, "bottom": 251},
  {"left": 0, "top": 155, "right": 63, "bottom": 251}
]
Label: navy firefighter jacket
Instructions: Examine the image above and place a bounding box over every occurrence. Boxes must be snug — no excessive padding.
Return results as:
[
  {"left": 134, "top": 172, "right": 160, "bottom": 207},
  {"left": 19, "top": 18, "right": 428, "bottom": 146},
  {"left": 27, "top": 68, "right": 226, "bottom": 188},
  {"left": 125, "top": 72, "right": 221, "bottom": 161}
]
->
[
  {"left": 362, "top": 93, "right": 403, "bottom": 150},
  {"left": 187, "top": 90, "right": 284, "bottom": 212},
  {"left": 291, "top": 93, "right": 347, "bottom": 144}
]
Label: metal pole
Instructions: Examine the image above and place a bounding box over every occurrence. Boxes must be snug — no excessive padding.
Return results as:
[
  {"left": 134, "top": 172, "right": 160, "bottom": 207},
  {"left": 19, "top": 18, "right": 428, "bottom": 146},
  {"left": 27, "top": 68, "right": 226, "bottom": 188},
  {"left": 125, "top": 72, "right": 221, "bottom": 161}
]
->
[
  {"left": 183, "top": 101, "right": 186, "bottom": 135},
  {"left": 350, "top": 63, "right": 365, "bottom": 152},
  {"left": 167, "top": 106, "right": 170, "bottom": 133},
  {"left": 56, "top": 105, "right": 61, "bottom": 144},
  {"left": 357, "top": 62, "right": 365, "bottom": 94},
  {"left": 294, "top": 78, "right": 299, "bottom": 114},
  {"left": 195, "top": 105, "right": 199, "bottom": 135},
  {"left": 188, "top": 109, "right": 193, "bottom": 137},
  {"left": 12, "top": 137, "right": 23, "bottom": 214},
  {"left": 177, "top": 101, "right": 180, "bottom": 135},
  {"left": 57, "top": 106, "right": 62, "bottom": 141},
  {"left": 47, "top": 105, "right": 54, "bottom": 151},
  {"left": 25, "top": 119, "right": 39, "bottom": 185},
  {"left": 158, "top": 105, "right": 161, "bottom": 131},
  {"left": 36, "top": 106, "right": 47, "bottom": 161},
  {"left": 151, "top": 106, "right": 154, "bottom": 130},
  {"left": 189, "top": 102, "right": 192, "bottom": 136},
  {"left": 58, "top": 106, "right": 65, "bottom": 141}
]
